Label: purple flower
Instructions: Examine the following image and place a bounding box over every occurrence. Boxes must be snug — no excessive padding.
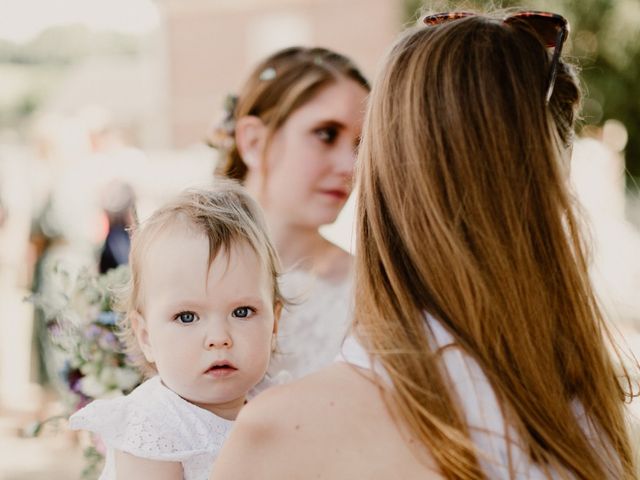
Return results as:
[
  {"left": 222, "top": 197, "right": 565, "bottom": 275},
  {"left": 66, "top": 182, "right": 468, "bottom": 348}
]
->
[
  {"left": 75, "top": 395, "right": 92, "bottom": 410},
  {"left": 97, "top": 311, "right": 119, "bottom": 326},
  {"left": 98, "top": 331, "right": 119, "bottom": 351},
  {"left": 65, "top": 367, "right": 84, "bottom": 395},
  {"left": 48, "top": 323, "right": 63, "bottom": 339},
  {"left": 84, "top": 324, "right": 102, "bottom": 340}
]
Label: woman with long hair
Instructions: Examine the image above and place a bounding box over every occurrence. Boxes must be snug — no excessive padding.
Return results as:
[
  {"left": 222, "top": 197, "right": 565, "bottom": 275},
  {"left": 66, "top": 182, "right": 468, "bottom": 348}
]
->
[
  {"left": 212, "top": 47, "right": 369, "bottom": 380},
  {"left": 210, "top": 11, "right": 636, "bottom": 479}
]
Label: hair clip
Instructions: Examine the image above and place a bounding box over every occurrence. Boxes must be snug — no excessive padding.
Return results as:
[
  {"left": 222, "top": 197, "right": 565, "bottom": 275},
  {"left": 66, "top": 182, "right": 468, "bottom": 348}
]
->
[
  {"left": 223, "top": 94, "right": 238, "bottom": 121},
  {"left": 259, "top": 67, "right": 277, "bottom": 81},
  {"left": 206, "top": 94, "right": 238, "bottom": 151}
]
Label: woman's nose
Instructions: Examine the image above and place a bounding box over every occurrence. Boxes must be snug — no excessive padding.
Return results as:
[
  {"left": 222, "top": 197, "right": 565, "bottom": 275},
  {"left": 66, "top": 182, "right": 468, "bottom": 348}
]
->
[{"left": 334, "top": 143, "right": 357, "bottom": 177}]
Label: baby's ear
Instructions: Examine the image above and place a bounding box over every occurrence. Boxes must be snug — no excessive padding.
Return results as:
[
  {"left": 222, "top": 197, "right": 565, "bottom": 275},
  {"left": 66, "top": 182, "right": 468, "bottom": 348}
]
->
[
  {"left": 130, "top": 311, "right": 154, "bottom": 363},
  {"left": 234, "top": 115, "right": 267, "bottom": 171}
]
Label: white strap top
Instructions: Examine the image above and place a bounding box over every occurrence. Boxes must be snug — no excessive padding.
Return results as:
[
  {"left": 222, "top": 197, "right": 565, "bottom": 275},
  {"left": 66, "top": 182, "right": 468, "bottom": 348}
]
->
[{"left": 338, "top": 315, "right": 615, "bottom": 479}]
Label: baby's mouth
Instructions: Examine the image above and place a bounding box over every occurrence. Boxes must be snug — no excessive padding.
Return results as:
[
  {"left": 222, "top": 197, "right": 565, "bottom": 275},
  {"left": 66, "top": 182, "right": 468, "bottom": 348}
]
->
[{"left": 205, "top": 361, "right": 238, "bottom": 377}]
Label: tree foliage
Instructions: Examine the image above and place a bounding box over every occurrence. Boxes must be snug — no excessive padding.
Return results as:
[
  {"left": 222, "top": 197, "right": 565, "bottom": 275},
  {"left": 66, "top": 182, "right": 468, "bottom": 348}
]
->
[
  {"left": 0, "top": 25, "right": 140, "bottom": 64},
  {"left": 0, "top": 26, "right": 141, "bottom": 134}
]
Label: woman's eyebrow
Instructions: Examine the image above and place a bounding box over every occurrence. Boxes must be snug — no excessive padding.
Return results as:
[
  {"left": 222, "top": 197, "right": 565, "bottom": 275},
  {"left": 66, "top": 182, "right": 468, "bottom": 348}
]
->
[{"left": 312, "top": 119, "right": 346, "bottom": 129}]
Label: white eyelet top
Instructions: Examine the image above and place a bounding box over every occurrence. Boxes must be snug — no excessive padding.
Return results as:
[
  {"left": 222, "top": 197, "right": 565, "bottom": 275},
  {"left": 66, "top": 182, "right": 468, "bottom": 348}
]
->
[{"left": 69, "top": 376, "right": 234, "bottom": 480}]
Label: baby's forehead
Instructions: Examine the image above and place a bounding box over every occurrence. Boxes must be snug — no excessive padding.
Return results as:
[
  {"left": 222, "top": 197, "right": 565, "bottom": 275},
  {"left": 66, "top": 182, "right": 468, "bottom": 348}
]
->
[
  {"left": 139, "top": 218, "right": 269, "bottom": 279},
  {"left": 142, "top": 216, "right": 204, "bottom": 254},
  {"left": 137, "top": 234, "right": 274, "bottom": 309},
  {"left": 136, "top": 209, "right": 274, "bottom": 275},
  {"left": 153, "top": 213, "right": 200, "bottom": 238}
]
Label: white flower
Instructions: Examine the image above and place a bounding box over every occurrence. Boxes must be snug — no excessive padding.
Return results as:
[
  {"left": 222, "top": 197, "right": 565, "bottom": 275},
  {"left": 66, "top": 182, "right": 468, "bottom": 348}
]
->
[
  {"left": 98, "top": 366, "right": 118, "bottom": 387},
  {"left": 100, "top": 388, "right": 125, "bottom": 400},
  {"left": 80, "top": 362, "right": 99, "bottom": 377},
  {"left": 78, "top": 374, "right": 108, "bottom": 398},
  {"left": 114, "top": 368, "right": 141, "bottom": 392}
]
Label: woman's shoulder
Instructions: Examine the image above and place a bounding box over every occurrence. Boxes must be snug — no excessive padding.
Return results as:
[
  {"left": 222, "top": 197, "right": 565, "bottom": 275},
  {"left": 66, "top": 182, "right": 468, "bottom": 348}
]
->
[
  {"left": 210, "top": 364, "right": 372, "bottom": 478},
  {"left": 248, "top": 362, "right": 371, "bottom": 416},
  {"left": 210, "top": 364, "right": 442, "bottom": 480},
  {"left": 227, "top": 363, "right": 366, "bottom": 441}
]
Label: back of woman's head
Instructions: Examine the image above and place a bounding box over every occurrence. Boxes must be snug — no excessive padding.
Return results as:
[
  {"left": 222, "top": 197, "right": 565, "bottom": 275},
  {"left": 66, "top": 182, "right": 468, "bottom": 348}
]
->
[
  {"left": 356, "top": 14, "right": 634, "bottom": 479},
  {"left": 364, "top": 14, "right": 579, "bottom": 217},
  {"left": 213, "top": 46, "right": 369, "bottom": 182}
]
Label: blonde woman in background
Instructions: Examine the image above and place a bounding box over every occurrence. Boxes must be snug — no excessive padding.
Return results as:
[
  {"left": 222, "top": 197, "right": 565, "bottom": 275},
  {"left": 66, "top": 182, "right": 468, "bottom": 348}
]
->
[
  {"left": 213, "top": 47, "right": 369, "bottom": 380},
  {"left": 210, "top": 11, "right": 636, "bottom": 480}
]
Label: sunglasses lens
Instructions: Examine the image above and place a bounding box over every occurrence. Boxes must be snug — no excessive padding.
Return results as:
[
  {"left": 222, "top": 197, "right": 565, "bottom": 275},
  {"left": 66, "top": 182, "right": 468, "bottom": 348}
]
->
[
  {"left": 421, "top": 11, "right": 568, "bottom": 104},
  {"left": 422, "top": 12, "right": 474, "bottom": 26},
  {"left": 506, "top": 15, "right": 566, "bottom": 48}
]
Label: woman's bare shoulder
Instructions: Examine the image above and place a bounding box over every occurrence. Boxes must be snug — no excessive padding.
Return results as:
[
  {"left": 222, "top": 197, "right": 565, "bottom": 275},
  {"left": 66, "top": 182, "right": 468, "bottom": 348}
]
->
[
  {"left": 210, "top": 364, "right": 376, "bottom": 479},
  {"left": 210, "top": 364, "right": 442, "bottom": 480},
  {"left": 233, "top": 363, "right": 376, "bottom": 435}
]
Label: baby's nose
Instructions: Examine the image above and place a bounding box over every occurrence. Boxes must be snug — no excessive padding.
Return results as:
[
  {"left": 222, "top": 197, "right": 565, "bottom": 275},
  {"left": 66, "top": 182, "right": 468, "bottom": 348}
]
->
[{"left": 204, "top": 323, "right": 233, "bottom": 349}]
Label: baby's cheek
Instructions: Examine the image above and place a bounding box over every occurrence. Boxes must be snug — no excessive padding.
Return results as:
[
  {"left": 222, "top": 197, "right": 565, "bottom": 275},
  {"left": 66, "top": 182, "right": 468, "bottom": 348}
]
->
[{"left": 251, "top": 334, "right": 274, "bottom": 372}]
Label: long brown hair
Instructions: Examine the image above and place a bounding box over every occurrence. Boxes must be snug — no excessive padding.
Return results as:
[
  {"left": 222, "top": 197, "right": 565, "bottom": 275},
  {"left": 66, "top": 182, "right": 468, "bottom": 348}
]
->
[
  {"left": 213, "top": 46, "right": 369, "bottom": 182},
  {"left": 355, "top": 15, "right": 635, "bottom": 479}
]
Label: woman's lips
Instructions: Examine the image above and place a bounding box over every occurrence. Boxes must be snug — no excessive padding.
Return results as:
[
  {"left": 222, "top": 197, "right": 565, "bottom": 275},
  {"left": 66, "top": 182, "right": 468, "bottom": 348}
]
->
[{"left": 320, "top": 189, "right": 348, "bottom": 200}]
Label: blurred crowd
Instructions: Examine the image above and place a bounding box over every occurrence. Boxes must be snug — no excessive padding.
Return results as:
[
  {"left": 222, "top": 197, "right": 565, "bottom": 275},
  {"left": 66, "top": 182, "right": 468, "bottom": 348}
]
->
[{"left": 0, "top": 106, "right": 217, "bottom": 478}]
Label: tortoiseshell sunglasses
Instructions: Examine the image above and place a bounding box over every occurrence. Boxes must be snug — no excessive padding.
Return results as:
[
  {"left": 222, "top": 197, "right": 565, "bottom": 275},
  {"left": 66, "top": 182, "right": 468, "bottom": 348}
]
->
[{"left": 422, "top": 11, "right": 569, "bottom": 104}]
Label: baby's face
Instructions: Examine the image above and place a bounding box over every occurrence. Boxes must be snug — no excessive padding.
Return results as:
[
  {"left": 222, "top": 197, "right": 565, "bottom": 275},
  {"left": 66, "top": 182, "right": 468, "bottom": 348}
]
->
[{"left": 136, "top": 224, "right": 276, "bottom": 419}]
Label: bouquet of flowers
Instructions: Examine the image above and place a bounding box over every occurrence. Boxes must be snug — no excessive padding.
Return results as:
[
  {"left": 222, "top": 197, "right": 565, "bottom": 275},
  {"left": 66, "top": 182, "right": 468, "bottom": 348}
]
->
[{"left": 27, "top": 262, "right": 142, "bottom": 478}]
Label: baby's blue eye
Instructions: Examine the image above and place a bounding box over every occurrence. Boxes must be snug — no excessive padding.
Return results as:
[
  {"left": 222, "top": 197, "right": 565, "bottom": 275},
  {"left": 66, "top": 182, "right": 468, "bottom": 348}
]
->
[
  {"left": 232, "top": 307, "right": 254, "bottom": 319},
  {"left": 175, "top": 312, "right": 198, "bottom": 324}
]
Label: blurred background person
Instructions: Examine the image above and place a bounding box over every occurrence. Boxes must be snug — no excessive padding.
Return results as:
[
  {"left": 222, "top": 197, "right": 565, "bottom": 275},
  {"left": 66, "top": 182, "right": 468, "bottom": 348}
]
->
[
  {"left": 98, "top": 180, "right": 135, "bottom": 274},
  {"left": 212, "top": 46, "right": 370, "bottom": 380}
]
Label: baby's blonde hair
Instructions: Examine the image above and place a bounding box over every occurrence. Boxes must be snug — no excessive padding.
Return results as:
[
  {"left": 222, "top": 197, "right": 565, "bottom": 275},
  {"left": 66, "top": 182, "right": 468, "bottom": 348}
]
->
[{"left": 119, "top": 181, "right": 283, "bottom": 377}]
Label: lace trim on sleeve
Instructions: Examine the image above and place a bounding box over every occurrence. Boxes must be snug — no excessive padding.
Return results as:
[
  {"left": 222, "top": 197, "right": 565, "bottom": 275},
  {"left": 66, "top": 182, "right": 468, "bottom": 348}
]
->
[{"left": 69, "top": 376, "right": 234, "bottom": 462}]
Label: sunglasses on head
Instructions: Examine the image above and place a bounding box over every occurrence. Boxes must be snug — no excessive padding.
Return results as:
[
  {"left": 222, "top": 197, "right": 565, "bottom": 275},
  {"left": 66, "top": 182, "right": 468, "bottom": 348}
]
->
[{"left": 422, "top": 11, "right": 570, "bottom": 104}]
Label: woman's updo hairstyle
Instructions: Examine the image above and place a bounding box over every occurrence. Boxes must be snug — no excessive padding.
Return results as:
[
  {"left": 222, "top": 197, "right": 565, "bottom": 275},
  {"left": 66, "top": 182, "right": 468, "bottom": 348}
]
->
[{"left": 210, "top": 47, "right": 369, "bottom": 182}]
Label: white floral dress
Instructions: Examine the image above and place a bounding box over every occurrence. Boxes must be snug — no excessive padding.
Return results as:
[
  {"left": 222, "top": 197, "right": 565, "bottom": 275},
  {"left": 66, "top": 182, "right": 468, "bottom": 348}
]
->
[
  {"left": 268, "top": 269, "right": 352, "bottom": 380},
  {"left": 69, "top": 376, "right": 234, "bottom": 480}
]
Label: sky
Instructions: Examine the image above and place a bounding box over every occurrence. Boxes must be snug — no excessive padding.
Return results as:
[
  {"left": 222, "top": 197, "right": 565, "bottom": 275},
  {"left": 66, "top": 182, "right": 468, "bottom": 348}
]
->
[{"left": 0, "top": 0, "right": 160, "bottom": 43}]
